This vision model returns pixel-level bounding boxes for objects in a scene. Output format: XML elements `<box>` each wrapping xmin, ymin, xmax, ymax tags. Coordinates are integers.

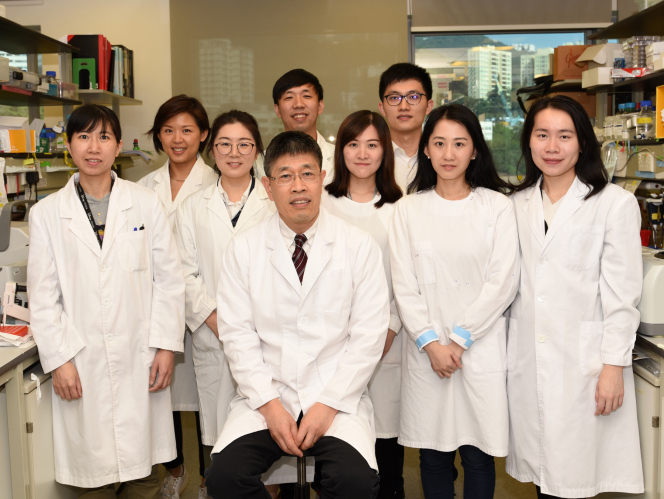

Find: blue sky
<box><xmin>490</xmin><ymin>33</ymin><xmax>586</xmax><ymax>49</ymax></box>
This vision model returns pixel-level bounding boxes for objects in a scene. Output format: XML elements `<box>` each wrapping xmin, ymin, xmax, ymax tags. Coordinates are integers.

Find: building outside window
<box><xmin>414</xmin><ymin>32</ymin><xmax>585</xmax><ymax>176</ymax></box>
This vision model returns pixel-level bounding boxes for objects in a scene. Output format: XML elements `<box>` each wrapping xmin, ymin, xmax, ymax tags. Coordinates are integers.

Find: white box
<box><xmin>0</xmin><ymin>57</ymin><xmax>8</xmax><ymax>83</ymax></box>
<box><xmin>582</xmin><ymin>67</ymin><xmax>613</xmax><ymax>88</ymax></box>
<box><xmin>654</xmin><ymin>58</ymin><xmax>664</xmax><ymax>72</ymax></box>
<box><xmin>646</xmin><ymin>42</ymin><xmax>664</xmax><ymax>55</ymax></box>
<box><xmin>576</xmin><ymin>43</ymin><xmax>623</xmax><ymax>70</ymax></box>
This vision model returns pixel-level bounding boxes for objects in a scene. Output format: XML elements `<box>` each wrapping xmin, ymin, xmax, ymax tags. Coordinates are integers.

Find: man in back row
<box><xmin>255</xmin><ymin>69</ymin><xmax>335</xmax><ymax>185</ymax></box>
<box><xmin>378</xmin><ymin>62</ymin><xmax>434</xmax><ymax>193</ymax></box>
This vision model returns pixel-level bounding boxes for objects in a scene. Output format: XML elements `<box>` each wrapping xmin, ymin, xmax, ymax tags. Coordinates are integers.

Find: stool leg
<box><xmin>295</xmin><ymin>455</ymin><xmax>309</xmax><ymax>499</ymax></box>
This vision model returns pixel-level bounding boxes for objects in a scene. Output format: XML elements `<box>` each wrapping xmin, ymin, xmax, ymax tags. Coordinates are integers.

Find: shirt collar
<box><xmin>279</xmin><ymin>215</ymin><xmax>319</xmax><ymax>249</ymax></box>
<box><xmin>218</xmin><ymin>177</ymin><xmax>252</xmax><ymax>206</ymax></box>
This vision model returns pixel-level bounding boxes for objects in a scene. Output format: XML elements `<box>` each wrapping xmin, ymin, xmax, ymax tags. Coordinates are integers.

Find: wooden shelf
<box><xmin>0</xmin><ymin>88</ymin><xmax>82</xmax><ymax>107</ymax></box>
<box><xmin>590</xmin><ymin>2</ymin><xmax>664</xmax><ymax>39</ymax></box>
<box><xmin>0</xmin><ymin>17</ymin><xmax>78</xmax><ymax>54</ymax></box>
<box><xmin>77</xmin><ymin>90</ymin><xmax>142</xmax><ymax>106</ymax></box>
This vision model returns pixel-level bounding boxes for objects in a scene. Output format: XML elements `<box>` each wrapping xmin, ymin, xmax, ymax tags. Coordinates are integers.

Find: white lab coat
<box><xmin>389</xmin><ymin>188</ymin><xmax>519</xmax><ymax>455</ymax></box>
<box><xmin>506</xmin><ymin>177</ymin><xmax>644</xmax><ymax>497</ymax></box>
<box><xmin>254</xmin><ymin>131</ymin><xmax>335</xmax><ymax>185</ymax></box>
<box><xmin>212</xmin><ymin>208</ymin><xmax>389</xmax><ymax>474</ymax></box>
<box><xmin>27</xmin><ymin>173</ymin><xmax>185</xmax><ymax>487</ymax></box>
<box><xmin>174</xmin><ymin>178</ymin><xmax>275</xmax><ymax>445</ymax></box>
<box><xmin>321</xmin><ymin>191</ymin><xmax>402</xmax><ymax>437</ymax></box>
<box><xmin>138</xmin><ymin>156</ymin><xmax>218</xmax><ymax>411</ymax></box>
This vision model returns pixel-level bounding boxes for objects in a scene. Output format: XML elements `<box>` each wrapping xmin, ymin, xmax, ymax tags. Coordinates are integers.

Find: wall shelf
<box><xmin>590</xmin><ymin>2</ymin><xmax>664</xmax><ymax>39</ymax></box>
<box><xmin>0</xmin><ymin>17</ymin><xmax>78</xmax><ymax>54</ymax></box>
<box><xmin>77</xmin><ymin>90</ymin><xmax>142</xmax><ymax>106</ymax></box>
<box><xmin>0</xmin><ymin>89</ymin><xmax>82</xmax><ymax>107</ymax></box>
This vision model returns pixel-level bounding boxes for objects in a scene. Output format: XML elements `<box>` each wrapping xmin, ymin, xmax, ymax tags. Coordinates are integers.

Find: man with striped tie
<box><xmin>205</xmin><ymin>131</ymin><xmax>389</xmax><ymax>499</ymax></box>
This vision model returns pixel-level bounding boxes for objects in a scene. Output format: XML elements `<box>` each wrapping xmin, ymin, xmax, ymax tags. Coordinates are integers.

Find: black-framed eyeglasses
<box><xmin>383</xmin><ymin>92</ymin><xmax>426</xmax><ymax>106</ymax></box>
<box><xmin>267</xmin><ymin>171</ymin><xmax>321</xmax><ymax>185</ymax></box>
<box><xmin>214</xmin><ymin>142</ymin><xmax>255</xmax><ymax>155</ymax></box>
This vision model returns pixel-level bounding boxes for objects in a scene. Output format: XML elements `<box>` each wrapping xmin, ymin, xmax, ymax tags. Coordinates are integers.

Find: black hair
<box><xmin>379</xmin><ymin>62</ymin><xmax>433</xmax><ymax>100</ymax></box>
<box><xmin>409</xmin><ymin>104</ymin><xmax>513</xmax><ymax>195</ymax></box>
<box><xmin>66</xmin><ymin>104</ymin><xmax>122</xmax><ymax>142</ymax></box>
<box><xmin>147</xmin><ymin>94</ymin><xmax>210</xmax><ymax>154</ymax></box>
<box><xmin>515</xmin><ymin>95</ymin><xmax>608</xmax><ymax>199</ymax></box>
<box><xmin>263</xmin><ymin>131</ymin><xmax>323</xmax><ymax>177</ymax></box>
<box><xmin>272</xmin><ymin>69</ymin><xmax>324</xmax><ymax>104</ymax></box>
<box><xmin>326</xmin><ymin>110</ymin><xmax>402</xmax><ymax>208</ymax></box>
<box><xmin>207</xmin><ymin>110</ymin><xmax>263</xmax><ymax>177</ymax></box>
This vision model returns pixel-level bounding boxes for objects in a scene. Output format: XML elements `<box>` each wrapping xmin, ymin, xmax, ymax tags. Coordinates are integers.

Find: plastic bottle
<box><xmin>617</xmin><ymin>103</ymin><xmax>626</xmax><ymax>115</ymax></box>
<box><xmin>46</xmin><ymin>131</ymin><xmax>57</xmax><ymax>153</ymax></box>
<box><xmin>636</xmin><ymin>100</ymin><xmax>655</xmax><ymax>139</ymax></box>
<box><xmin>624</xmin><ymin>103</ymin><xmax>638</xmax><ymax>138</ymax></box>
<box><xmin>54</xmin><ymin>121</ymin><xmax>67</xmax><ymax>152</ymax></box>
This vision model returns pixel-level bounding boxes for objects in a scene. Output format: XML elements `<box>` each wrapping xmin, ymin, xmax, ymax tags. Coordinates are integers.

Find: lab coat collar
<box><xmin>59</xmin><ymin>171</ymin><xmax>131</xmax><ymax>260</ymax></box>
<box><xmin>153</xmin><ymin>155</ymin><xmax>207</xmax><ymax>214</ymax></box>
<box><xmin>205</xmin><ymin>176</ymin><xmax>268</xmax><ymax>232</ymax></box>
<box><xmin>522</xmin><ymin>175</ymin><xmax>588</xmax><ymax>252</ymax></box>
<box><xmin>299</xmin><ymin>207</ymin><xmax>333</xmax><ymax>305</ymax></box>
<box><xmin>265</xmin><ymin>206</ymin><xmax>334</xmax><ymax>302</ymax></box>
<box><xmin>540</xmin><ymin>176</ymin><xmax>588</xmax><ymax>253</ymax></box>
<box><xmin>316</xmin><ymin>131</ymin><xmax>334</xmax><ymax>161</ymax></box>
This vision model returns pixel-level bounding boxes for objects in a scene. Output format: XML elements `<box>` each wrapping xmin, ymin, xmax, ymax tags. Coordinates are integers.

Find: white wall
<box><xmin>5</xmin><ymin>0</ymin><xmax>171</xmax><ymax>181</ymax></box>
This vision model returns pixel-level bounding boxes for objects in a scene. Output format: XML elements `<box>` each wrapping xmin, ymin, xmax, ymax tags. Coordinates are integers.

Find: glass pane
<box><xmin>414</xmin><ymin>33</ymin><xmax>585</xmax><ymax>176</ymax></box>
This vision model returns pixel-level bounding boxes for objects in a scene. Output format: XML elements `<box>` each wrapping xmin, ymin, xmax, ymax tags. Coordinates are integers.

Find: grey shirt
<box><xmin>85</xmin><ymin>191</ymin><xmax>111</xmax><ymax>240</ymax></box>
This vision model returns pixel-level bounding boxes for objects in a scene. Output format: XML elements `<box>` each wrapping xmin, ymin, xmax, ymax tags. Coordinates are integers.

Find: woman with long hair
<box><xmin>506</xmin><ymin>95</ymin><xmax>644</xmax><ymax>498</ymax></box>
<box><xmin>322</xmin><ymin>110</ymin><xmax>404</xmax><ymax>499</ymax></box>
<box><xmin>390</xmin><ymin>103</ymin><xmax>519</xmax><ymax>499</ymax></box>
<box><xmin>174</xmin><ymin>110</ymin><xmax>275</xmax><ymax>499</ymax></box>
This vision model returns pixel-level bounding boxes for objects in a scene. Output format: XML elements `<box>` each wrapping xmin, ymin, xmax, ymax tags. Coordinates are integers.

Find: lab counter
<box><xmin>0</xmin><ymin>342</ymin><xmax>74</xmax><ymax>499</ymax></box>
<box><xmin>620</xmin><ymin>333</ymin><xmax>664</xmax><ymax>499</ymax></box>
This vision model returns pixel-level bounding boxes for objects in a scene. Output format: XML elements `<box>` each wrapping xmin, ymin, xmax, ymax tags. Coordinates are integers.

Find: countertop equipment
<box><xmin>639</xmin><ymin>246</ymin><xmax>664</xmax><ymax>336</ymax></box>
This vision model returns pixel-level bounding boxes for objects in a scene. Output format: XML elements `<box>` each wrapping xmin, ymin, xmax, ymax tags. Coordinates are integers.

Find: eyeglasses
<box><xmin>214</xmin><ymin>141</ymin><xmax>255</xmax><ymax>155</ymax></box>
<box><xmin>383</xmin><ymin>92</ymin><xmax>426</xmax><ymax>107</ymax></box>
<box><xmin>267</xmin><ymin>171</ymin><xmax>321</xmax><ymax>186</ymax></box>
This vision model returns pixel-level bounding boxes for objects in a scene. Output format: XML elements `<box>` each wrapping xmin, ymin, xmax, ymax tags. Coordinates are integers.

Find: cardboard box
<box><xmin>0</xmin><ymin>57</ymin><xmax>8</xmax><ymax>83</ymax></box>
<box><xmin>647</xmin><ymin>42</ymin><xmax>664</xmax><ymax>55</ymax></box>
<box><xmin>553</xmin><ymin>45</ymin><xmax>592</xmax><ymax>81</ymax></box>
<box><xmin>582</xmin><ymin>67</ymin><xmax>613</xmax><ymax>88</ymax></box>
<box><xmin>525</xmin><ymin>91</ymin><xmax>597</xmax><ymax>118</ymax></box>
<box><xmin>576</xmin><ymin>43</ymin><xmax>623</xmax><ymax>70</ymax></box>
<box><xmin>654</xmin><ymin>58</ymin><xmax>664</xmax><ymax>72</ymax></box>
<box><xmin>656</xmin><ymin>86</ymin><xmax>664</xmax><ymax>138</ymax></box>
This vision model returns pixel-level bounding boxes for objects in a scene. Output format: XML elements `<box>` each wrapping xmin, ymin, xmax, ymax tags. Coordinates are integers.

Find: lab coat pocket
<box><xmin>411</xmin><ymin>241</ymin><xmax>436</xmax><ymax>285</ymax></box>
<box><xmin>118</xmin><ymin>231</ymin><xmax>149</xmax><ymax>272</ymax></box>
<box><xmin>469</xmin><ymin>317</ymin><xmax>507</xmax><ymax>374</ymax></box>
<box><xmin>559</xmin><ymin>225</ymin><xmax>603</xmax><ymax>271</ymax></box>
<box><xmin>507</xmin><ymin>318</ymin><xmax>518</xmax><ymax>372</ymax></box>
<box><xmin>579</xmin><ymin>321</ymin><xmax>604</xmax><ymax>379</ymax></box>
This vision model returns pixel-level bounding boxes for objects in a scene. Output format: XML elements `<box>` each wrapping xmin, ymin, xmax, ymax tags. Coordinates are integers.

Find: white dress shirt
<box><xmin>393</xmin><ymin>141</ymin><xmax>418</xmax><ymax>194</ymax></box>
<box><xmin>279</xmin><ymin>215</ymin><xmax>318</xmax><ymax>258</ymax></box>
<box><xmin>542</xmin><ymin>190</ymin><xmax>564</xmax><ymax>228</ymax></box>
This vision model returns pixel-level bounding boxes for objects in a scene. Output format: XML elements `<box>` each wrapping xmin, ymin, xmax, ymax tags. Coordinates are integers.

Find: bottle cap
<box><xmin>642</xmin><ymin>100</ymin><xmax>653</xmax><ymax>106</ymax></box>
<box><xmin>46</xmin><ymin>71</ymin><xmax>56</xmax><ymax>77</ymax></box>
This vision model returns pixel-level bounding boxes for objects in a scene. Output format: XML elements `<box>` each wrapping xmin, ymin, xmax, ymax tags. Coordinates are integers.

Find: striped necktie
<box><xmin>292</xmin><ymin>234</ymin><xmax>308</xmax><ymax>283</ymax></box>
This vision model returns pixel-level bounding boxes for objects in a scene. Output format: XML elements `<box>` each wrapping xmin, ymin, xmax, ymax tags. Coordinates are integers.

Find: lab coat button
<box><xmin>537</xmin><ymin>335</ymin><xmax>545</xmax><ymax>343</ymax></box>
<box><xmin>537</xmin><ymin>296</ymin><xmax>545</xmax><ymax>302</ymax></box>
<box><xmin>103</xmin><ymin>299</ymin><xmax>110</xmax><ymax>306</ymax></box>
<box><xmin>301</xmin><ymin>393</ymin><xmax>308</xmax><ymax>399</ymax></box>
<box><xmin>539</xmin><ymin>258</ymin><xmax>546</xmax><ymax>264</ymax></box>
<box><xmin>488</xmin><ymin>222</ymin><xmax>492</xmax><ymax>227</ymax></box>
<box><xmin>298</xmin><ymin>316</ymin><xmax>308</xmax><ymax>324</ymax></box>
<box><xmin>106</xmin><ymin>334</ymin><xmax>113</xmax><ymax>341</ymax></box>
<box><xmin>101</xmin><ymin>265</ymin><xmax>107</xmax><ymax>272</ymax></box>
